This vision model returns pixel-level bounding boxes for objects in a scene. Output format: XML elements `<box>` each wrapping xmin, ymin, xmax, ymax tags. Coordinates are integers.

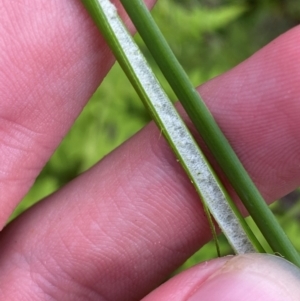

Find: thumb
<box><xmin>143</xmin><ymin>254</ymin><xmax>300</xmax><ymax>301</ymax></box>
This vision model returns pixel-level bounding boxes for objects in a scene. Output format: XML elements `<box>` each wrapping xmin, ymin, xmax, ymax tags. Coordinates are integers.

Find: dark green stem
<box><xmin>119</xmin><ymin>0</ymin><xmax>300</xmax><ymax>266</ymax></box>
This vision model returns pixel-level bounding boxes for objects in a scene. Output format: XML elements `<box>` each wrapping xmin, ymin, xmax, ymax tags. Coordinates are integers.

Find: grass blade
<box><xmin>81</xmin><ymin>0</ymin><xmax>264</xmax><ymax>254</ymax></box>
<box><xmin>118</xmin><ymin>0</ymin><xmax>300</xmax><ymax>267</ymax></box>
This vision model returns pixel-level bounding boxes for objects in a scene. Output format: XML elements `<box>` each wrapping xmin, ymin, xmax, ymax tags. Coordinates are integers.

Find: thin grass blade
<box><xmin>118</xmin><ymin>0</ymin><xmax>300</xmax><ymax>267</ymax></box>
<box><xmin>81</xmin><ymin>0</ymin><xmax>264</xmax><ymax>254</ymax></box>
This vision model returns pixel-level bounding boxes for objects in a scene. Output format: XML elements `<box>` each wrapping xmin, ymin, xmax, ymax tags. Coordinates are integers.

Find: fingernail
<box><xmin>187</xmin><ymin>254</ymin><xmax>300</xmax><ymax>301</ymax></box>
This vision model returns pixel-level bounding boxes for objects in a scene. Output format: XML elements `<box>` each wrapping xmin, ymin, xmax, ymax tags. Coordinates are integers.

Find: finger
<box><xmin>0</xmin><ymin>26</ymin><xmax>300</xmax><ymax>301</ymax></box>
<box><xmin>0</xmin><ymin>0</ymin><xmax>156</xmax><ymax>227</ymax></box>
<box><xmin>196</xmin><ymin>25</ymin><xmax>300</xmax><ymax>203</ymax></box>
<box><xmin>143</xmin><ymin>254</ymin><xmax>300</xmax><ymax>301</ymax></box>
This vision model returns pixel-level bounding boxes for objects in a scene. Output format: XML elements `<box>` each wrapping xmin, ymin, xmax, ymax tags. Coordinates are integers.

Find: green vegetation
<box><xmin>10</xmin><ymin>0</ymin><xmax>300</xmax><ymax>268</ymax></box>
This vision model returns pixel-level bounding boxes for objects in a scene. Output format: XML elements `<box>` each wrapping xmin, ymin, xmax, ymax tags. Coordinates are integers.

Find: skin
<box><xmin>0</xmin><ymin>0</ymin><xmax>300</xmax><ymax>300</ymax></box>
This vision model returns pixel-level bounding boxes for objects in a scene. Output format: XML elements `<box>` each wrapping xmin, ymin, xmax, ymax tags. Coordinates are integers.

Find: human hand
<box><xmin>1</xmin><ymin>0</ymin><xmax>300</xmax><ymax>300</ymax></box>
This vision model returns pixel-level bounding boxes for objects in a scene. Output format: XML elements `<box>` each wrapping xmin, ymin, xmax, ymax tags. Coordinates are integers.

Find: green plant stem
<box><xmin>81</xmin><ymin>0</ymin><xmax>264</xmax><ymax>254</ymax></box>
<box><xmin>119</xmin><ymin>0</ymin><xmax>300</xmax><ymax>266</ymax></box>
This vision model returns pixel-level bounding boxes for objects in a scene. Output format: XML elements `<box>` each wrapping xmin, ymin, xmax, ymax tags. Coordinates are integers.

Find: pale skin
<box><xmin>0</xmin><ymin>0</ymin><xmax>300</xmax><ymax>300</ymax></box>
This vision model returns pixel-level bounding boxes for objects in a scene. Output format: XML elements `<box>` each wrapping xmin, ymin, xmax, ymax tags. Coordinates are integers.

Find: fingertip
<box><xmin>143</xmin><ymin>254</ymin><xmax>300</xmax><ymax>301</ymax></box>
<box><xmin>142</xmin><ymin>256</ymin><xmax>229</xmax><ymax>301</ymax></box>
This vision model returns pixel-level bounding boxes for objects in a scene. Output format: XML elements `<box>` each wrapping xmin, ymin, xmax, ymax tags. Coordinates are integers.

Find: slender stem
<box><xmin>118</xmin><ymin>0</ymin><xmax>300</xmax><ymax>267</ymax></box>
<box><xmin>203</xmin><ymin>203</ymin><xmax>221</xmax><ymax>257</ymax></box>
<box><xmin>81</xmin><ymin>0</ymin><xmax>264</xmax><ymax>254</ymax></box>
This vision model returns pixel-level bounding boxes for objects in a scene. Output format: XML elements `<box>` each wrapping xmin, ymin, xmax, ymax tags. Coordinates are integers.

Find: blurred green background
<box><xmin>10</xmin><ymin>0</ymin><xmax>300</xmax><ymax>270</ymax></box>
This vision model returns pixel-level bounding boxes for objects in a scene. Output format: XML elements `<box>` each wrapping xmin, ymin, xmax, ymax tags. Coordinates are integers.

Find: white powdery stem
<box><xmin>98</xmin><ymin>0</ymin><xmax>255</xmax><ymax>254</ymax></box>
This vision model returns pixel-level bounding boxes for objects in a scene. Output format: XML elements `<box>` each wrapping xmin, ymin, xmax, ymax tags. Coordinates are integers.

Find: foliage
<box><xmin>10</xmin><ymin>0</ymin><xmax>300</xmax><ymax>268</ymax></box>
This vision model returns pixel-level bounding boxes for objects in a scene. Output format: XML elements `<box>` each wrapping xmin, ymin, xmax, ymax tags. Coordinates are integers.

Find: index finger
<box><xmin>0</xmin><ymin>0</ymin><xmax>156</xmax><ymax>227</ymax></box>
